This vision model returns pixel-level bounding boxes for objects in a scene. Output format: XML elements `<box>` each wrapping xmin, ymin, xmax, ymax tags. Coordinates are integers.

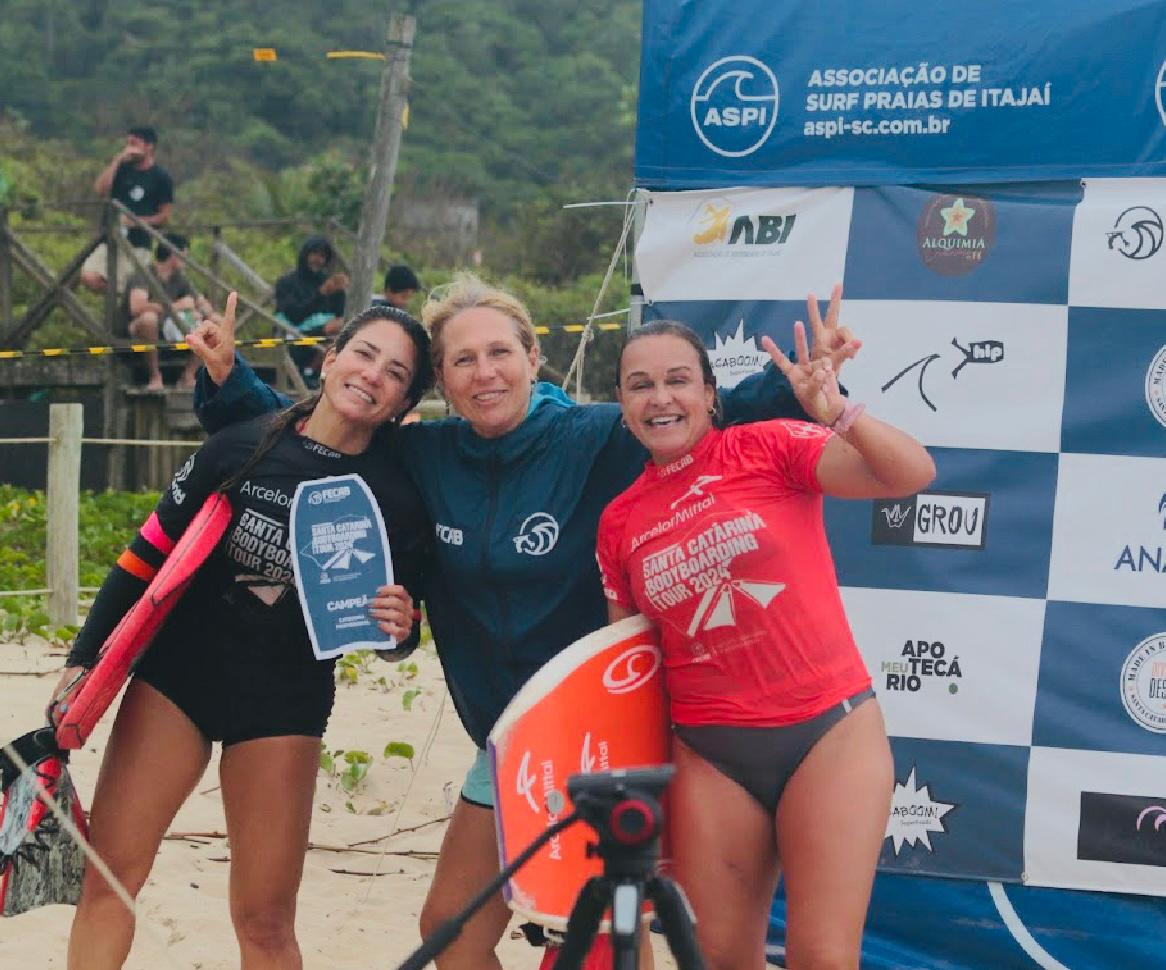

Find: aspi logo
<box><xmin>603</xmin><ymin>644</ymin><xmax>662</xmax><ymax>694</ymax></box>
<box><xmin>670</xmin><ymin>475</ymin><xmax>722</xmax><ymax>510</ymax></box>
<box><xmin>516</xmin><ymin>750</ymin><xmax>539</xmax><ymax>813</ymax></box>
<box><xmin>691</xmin><ymin>199</ymin><xmax>797</xmax><ymax>249</ymax></box>
<box><xmin>1106</xmin><ymin>206</ymin><xmax>1164</xmax><ymax>260</ymax></box>
<box><xmin>1156</xmin><ymin>60</ymin><xmax>1166</xmax><ymax>126</ymax></box>
<box><xmin>882</xmin><ymin>337</ymin><xmax>1005</xmax><ymax>412</ymax></box>
<box><xmin>690</xmin><ymin>56</ymin><xmax>780</xmax><ymax>158</ymax></box>
<box><xmin>512</xmin><ymin>513</ymin><xmax>559</xmax><ymax>556</ymax></box>
<box><xmin>884</xmin><ymin>765</ymin><xmax>957</xmax><ymax>855</ymax></box>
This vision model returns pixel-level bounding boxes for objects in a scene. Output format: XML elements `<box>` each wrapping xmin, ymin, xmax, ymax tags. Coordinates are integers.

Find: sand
<box><xmin>1</xmin><ymin>635</ymin><xmax>679</xmax><ymax>969</ymax></box>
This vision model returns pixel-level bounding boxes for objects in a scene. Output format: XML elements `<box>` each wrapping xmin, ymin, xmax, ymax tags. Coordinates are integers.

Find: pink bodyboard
<box><xmin>54</xmin><ymin>492</ymin><xmax>233</xmax><ymax>750</ymax></box>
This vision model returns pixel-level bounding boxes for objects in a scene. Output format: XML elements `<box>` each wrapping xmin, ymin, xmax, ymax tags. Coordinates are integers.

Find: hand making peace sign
<box><xmin>186</xmin><ymin>291</ymin><xmax>239</xmax><ymax>387</ymax></box>
<box><xmin>759</xmin><ymin>283</ymin><xmax>861</xmax><ymax>425</ymax></box>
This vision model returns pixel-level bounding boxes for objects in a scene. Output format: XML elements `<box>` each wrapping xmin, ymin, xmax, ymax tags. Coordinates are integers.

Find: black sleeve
<box><xmin>155</xmin><ymin>168</ymin><xmax>174</xmax><ymax>206</ymax></box>
<box><xmin>274</xmin><ymin>272</ymin><xmax>327</xmax><ymax>325</ymax></box>
<box><xmin>65</xmin><ymin>432</ymin><xmax>239</xmax><ymax>667</ymax></box>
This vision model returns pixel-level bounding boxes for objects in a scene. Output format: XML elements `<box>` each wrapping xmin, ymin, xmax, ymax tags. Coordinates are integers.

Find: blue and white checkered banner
<box><xmin>635</xmin><ymin>0</ymin><xmax>1166</xmax><ymax>187</ymax></box>
<box><xmin>635</xmin><ymin>180</ymin><xmax>1166</xmax><ymax>965</ymax></box>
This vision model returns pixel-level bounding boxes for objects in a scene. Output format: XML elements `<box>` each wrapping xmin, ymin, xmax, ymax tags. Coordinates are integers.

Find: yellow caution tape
<box><xmin>0</xmin><ymin>322</ymin><xmax>624</xmax><ymax>362</ymax></box>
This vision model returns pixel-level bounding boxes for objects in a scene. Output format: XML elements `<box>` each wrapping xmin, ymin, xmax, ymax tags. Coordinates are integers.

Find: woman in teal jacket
<box><xmin>190</xmin><ymin>274</ymin><xmax>857</xmax><ymax>970</ymax></box>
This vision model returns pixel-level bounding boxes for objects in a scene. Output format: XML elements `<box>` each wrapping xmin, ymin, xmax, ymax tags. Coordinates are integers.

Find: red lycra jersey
<box><xmin>596</xmin><ymin>420</ymin><xmax>871</xmax><ymax>727</ymax></box>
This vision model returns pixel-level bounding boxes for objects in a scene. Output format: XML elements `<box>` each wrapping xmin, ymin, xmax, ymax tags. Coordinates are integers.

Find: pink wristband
<box><xmin>828</xmin><ymin>401</ymin><xmax>865</xmax><ymax>434</ymax></box>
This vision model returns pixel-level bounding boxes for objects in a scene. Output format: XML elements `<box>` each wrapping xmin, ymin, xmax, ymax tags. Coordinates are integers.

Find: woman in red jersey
<box><xmin>596</xmin><ymin>315</ymin><xmax>935</xmax><ymax>970</ymax></box>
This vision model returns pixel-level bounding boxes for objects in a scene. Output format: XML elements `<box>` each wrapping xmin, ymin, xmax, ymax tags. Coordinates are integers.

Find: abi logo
<box><xmin>690</xmin><ymin>56</ymin><xmax>780</xmax><ymax>158</ymax></box>
<box><xmin>691</xmin><ymin>200</ymin><xmax>797</xmax><ymax>247</ymax></box>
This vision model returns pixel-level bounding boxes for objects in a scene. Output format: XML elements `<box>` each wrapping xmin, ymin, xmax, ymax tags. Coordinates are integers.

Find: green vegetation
<box><xmin>0</xmin><ymin>484</ymin><xmax>158</xmax><ymax>641</ymax></box>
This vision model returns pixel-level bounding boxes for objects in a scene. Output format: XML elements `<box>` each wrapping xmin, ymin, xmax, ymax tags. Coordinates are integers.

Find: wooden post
<box><xmin>46</xmin><ymin>403</ymin><xmax>82</xmax><ymax>627</ymax></box>
<box><xmin>0</xmin><ymin>207</ymin><xmax>12</xmax><ymax>336</ymax></box>
<box><xmin>101</xmin><ymin>201</ymin><xmax>119</xmax><ymax>338</ymax></box>
<box><xmin>350</xmin><ymin>13</ymin><xmax>416</xmax><ymax>311</ymax></box>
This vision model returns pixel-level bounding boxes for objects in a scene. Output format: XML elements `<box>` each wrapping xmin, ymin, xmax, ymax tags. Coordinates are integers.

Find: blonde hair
<box><xmin>421</xmin><ymin>273</ymin><xmax>538</xmax><ymax>371</ymax></box>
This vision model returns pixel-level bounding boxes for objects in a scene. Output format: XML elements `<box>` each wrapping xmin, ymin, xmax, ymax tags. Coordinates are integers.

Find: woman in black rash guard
<box><xmin>46</xmin><ymin>297</ymin><xmax>433</xmax><ymax>970</ymax></box>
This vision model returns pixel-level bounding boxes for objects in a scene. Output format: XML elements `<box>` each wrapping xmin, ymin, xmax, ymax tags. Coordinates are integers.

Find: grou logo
<box><xmin>872</xmin><ymin>491</ymin><xmax>989</xmax><ymax>550</ymax></box>
<box><xmin>690</xmin><ymin>55</ymin><xmax>780</xmax><ymax>158</ymax></box>
<box><xmin>1106</xmin><ymin>206</ymin><xmax>1164</xmax><ymax>260</ymax></box>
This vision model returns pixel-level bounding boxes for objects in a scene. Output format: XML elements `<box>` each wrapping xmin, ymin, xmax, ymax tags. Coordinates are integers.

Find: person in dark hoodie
<box><xmin>274</xmin><ymin>236</ymin><xmax>349</xmax><ymax>382</ymax></box>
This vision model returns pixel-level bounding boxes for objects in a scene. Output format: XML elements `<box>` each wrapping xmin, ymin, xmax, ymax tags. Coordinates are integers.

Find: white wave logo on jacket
<box><xmin>512</xmin><ymin>513</ymin><xmax>560</xmax><ymax>556</ymax></box>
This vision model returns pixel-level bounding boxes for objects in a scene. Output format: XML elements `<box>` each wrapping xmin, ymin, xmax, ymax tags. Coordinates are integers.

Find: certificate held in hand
<box><xmin>289</xmin><ymin>473</ymin><xmax>395</xmax><ymax>660</ymax></box>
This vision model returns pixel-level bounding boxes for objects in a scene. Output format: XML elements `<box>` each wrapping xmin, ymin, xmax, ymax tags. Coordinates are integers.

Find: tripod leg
<box><xmin>609</xmin><ymin>881</ymin><xmax>644</xmax><ymax>970</ymax></box>
<box><xmin>554</xmin><ymin>876</ymin><xmax>610</xmax><ymax>970</ymax></box>
<box><xmin>646</xmin><ymin>876</ymin><xmax>707</xmax><ymax>970</ymax></box>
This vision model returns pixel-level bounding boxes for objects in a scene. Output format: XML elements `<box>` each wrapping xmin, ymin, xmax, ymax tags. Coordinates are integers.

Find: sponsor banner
<box><xmin>642</xmin><ymin>299</ymin><xmax>807</xmax><ymax>390</ymax></box>
<box><xmin>771</xmin><ymin>872</ymin><xmax>1166</xmax><ymax>968</ymax></box>
<box><xmin>1047</xmin><ymin>454</ymin><xmax>1166</xmax><ymax>609</ymax></box>
<box><xmin>839</xmin><ymin>299</ymin><xmax>1068</xmax><ymax>453</ymax></box>
<box><xmin>1033</xmin><ymin>602</ymin><xmax>1166</xmax><ymax>756</ymax></box>
<box><xmin>842</xmin><ymin>587</ymin><xmax>1043</xmax><ymax>746</ymax></box>
<box><xmin>1062</xmin><ymin>307</ymin><xmax>1166</xmax><ymax>457</ymax></box>
<box><xmin>635</xmin><ymin>187</ymin><xmax>852</xmax><ymax>301</ymax></box>
<box><xmin>1068</xmin><ymin>178</ymin><xmax>1166</xmax><ymax>310</ymax></box>
<box><xmin>289</xmin><ymin>474</ymin><xmax>395</xmax><ymax>660</ymax></box>
<box><xmin>635</xmin><ymin>0</ymin><xmax>1166</xmax><ymax>187</ymax></box>
<box><xmin>825</xmin><ymin>447</ymin><xmax>1058</xmax><ymax>599</ymax></box>
<box><xmin>880</xmin><ymin>738</ymin><xmax>1027</xmax><ymax>880</ymax></box>
<box><xmin>843</xmin><ymin>183</ymin><xmax>1078</xmax><ymax>304</ymax></box>
<box><xmin>1025</xmin><ymin>746</ymin><xmax>1166</xmax><ymax>896</ymax></box>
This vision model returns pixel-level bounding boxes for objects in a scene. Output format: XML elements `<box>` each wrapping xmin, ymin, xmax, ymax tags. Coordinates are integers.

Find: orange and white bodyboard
<box><xmin>487</xmin><ymin>615</ymin><xmax>669</xmax><ymax>930</ymax></box>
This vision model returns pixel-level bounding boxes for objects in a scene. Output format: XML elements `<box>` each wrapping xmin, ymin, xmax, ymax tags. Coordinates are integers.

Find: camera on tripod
<box><xmin>567</xmin><ymin>765</ymin><xmax>673</xmax><ymax>863</ymax></box>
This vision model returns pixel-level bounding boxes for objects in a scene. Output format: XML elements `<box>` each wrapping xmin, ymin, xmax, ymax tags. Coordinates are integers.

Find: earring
<box><xmin>707</xmin><ymin>406</ymin><xmax>716</xmax><ymax>415</ymax></box>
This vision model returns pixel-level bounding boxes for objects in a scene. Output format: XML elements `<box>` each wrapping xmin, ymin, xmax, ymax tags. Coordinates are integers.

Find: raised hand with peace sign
<box><xmin>185</xmin><ymin>291</ymin><xmax>238</xmax><ymax>387</ymax></box>
<box><xmin>759</xmin><ymin>282</ymin><xmax>861</xmax><ymax>425</ymax></box>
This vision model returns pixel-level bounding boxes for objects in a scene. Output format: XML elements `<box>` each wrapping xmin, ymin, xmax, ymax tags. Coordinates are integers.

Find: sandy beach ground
<box><xmin>2</xmin><ymin>635</ymin><xmax>679</xmax><ymax>969</ymax></box>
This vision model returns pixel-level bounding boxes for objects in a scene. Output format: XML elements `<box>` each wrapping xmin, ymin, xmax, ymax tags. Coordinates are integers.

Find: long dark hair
<box><xmin>220</xmin><ymin>305</ymin><xmax>434</xmax><ymax>492</ymax></box>
<box><xmin>617</xmin><ymin>320</ymin><xmax>724</xmax><ymax>426</ymax></box>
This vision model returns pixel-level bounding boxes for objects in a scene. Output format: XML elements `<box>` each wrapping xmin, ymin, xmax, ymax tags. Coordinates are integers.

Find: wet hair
<box><xmin>219</xmin><ymin>305</ymin><xmax>434</xmax><ymax>493</ymax></box>
<box><xmin>617</xmin><ymin>320</ymin><xmax>723</xmax><ymax>426</ymax></box>
<box><xmin>127</xmin><ymin>126</ymin><xmax>158</xmax><ymax>146</ymax></box>
<box><xmin>421</xmin><ymin>272</ymin><xmax>537</xmax><ymax>373</ymax></box>
<box><xmin>155</xmin><ymin>232</ymin><xmax>188</xmax><ymax>262</ymax></box>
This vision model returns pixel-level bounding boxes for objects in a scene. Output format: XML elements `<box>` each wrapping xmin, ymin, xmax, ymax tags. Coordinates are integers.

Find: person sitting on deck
<box><xmin>274</xmin><ymin>236</ymin><xmax>349</xmax><ymax>385</ymax></box>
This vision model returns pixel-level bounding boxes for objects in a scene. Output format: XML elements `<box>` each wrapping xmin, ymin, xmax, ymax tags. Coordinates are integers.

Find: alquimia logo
<box><xmin>1077</xmin><ymin>791</ymin><xmax>1166</xmax><ymax>867</ymax></box>
<box><xmin>690</xmin><ymin>56</ymin><xmax>780</xmax><ymax>158</ymax></box>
